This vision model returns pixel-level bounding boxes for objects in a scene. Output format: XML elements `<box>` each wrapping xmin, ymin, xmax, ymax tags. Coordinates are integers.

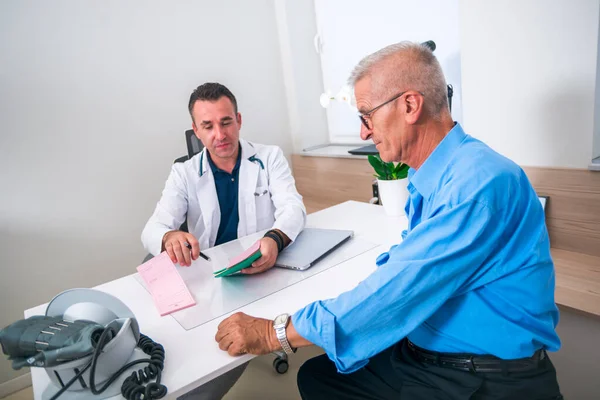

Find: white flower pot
<box><xmin>377</xmin><ymin>179</ymin><xmax>409</xmax><ymax>216</ymax></box>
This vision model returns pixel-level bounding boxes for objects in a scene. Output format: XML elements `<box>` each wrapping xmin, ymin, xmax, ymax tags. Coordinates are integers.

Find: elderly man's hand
<box><xmin>215</xmin><ymin>312</ymin><xmax>279</xmax><ymax>356</ymax></box>
<box><xmin>241</xmin><ymin>237</ymin><xmax>279</xmax><ymax>274</ymax></box>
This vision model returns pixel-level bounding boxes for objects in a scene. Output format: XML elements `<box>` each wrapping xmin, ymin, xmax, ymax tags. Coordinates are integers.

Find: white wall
<box><xmin>314</xmin><ymin>0</ymin><xmax>462</xmax><ymax>143</ymax></box>
<box><xmin>275</xmin><ymin>0</ymin><xmax>329</xmax><ymax>151</ymax></box>
<box><xmin>0</xmin><ymin>0</ymin><xmax>291</xmax><ymax>388</ymax></box>
<box><xmin>460</xmin><ymin>0</ymin><xmax>599</xmax><ymax>168</ymax></box>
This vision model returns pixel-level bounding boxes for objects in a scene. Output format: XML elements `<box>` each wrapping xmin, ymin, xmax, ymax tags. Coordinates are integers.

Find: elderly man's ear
<box><xmin>404</xmin><ymin>92</ymin><xmax>424</xmax><ymax>124</ymax></box>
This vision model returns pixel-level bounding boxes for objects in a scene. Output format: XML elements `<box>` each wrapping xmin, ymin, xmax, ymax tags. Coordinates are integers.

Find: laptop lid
<box><xmin>275</xmin><ymin>228</ymin><xmax>354</xmax><ymax>271</ymax></box>
<box><xmin>348</xmin><ymin>144</ymin><xmax>378</xmax><ymax>155</ymax></box>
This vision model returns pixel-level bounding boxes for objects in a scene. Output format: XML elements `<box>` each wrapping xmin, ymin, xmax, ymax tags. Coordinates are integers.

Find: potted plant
<box><xmin>368</xmin><ymin>154</ymin><xmax>410</xmax><ymax>216</ymax></box>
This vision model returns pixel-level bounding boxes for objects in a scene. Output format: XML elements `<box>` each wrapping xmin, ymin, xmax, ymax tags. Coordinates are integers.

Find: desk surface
<box><xmin>26</xmin><ymin>200</ymin><xmax>600</xmax><ymax>399</ymax></box>
<box><xmin>26</xmin><ymin>201</ymin><xmax>404</xmax><ymax>399</ymax></box>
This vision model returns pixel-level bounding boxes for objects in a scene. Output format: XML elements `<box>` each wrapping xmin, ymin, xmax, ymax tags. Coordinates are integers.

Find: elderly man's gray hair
<box><xmin>348</xmin><ymin>41</ymin><xmax>449</xmax><ymax>119</ymax></box>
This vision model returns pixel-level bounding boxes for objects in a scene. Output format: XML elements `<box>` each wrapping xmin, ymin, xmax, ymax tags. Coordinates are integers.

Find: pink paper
<box><xmin>137</xmin><ymin>252</ymin><xmax>196</xmax><ymax>316</ymax></box>
<box><xmin>228</xmin><ymin>241</ymin><xmax>261</xmax><ymax>267</ymax></box>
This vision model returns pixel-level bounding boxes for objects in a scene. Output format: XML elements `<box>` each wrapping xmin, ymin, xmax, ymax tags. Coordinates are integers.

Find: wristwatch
<box><xmin>273</xmin><ymin>313</ymin><xmax>295</xmax><ymax>355</ymax></box>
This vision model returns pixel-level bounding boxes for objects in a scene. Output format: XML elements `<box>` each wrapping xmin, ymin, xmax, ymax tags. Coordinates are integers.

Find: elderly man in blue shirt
<box><xmin>215</xmin><ymin>41</ymin><xmax>563</xmax><ymax>399</ymax></box>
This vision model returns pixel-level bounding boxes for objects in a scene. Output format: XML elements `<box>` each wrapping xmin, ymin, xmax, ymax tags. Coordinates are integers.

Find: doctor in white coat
<box><xmin>142</xmin><ymin>82</ymin><xmax>306</xmax><ymax>272</ymax></box>
<box><xmin>141</xmin><ymin>83</ymin><xmax>306</xmax><ymax>400</ymax></box>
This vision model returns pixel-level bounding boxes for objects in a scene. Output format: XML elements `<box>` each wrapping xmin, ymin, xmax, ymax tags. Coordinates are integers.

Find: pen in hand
<box><xmin>184</xmin><ymin>242</ymin><xmax>211</xmax><ymax>262</ymax></box>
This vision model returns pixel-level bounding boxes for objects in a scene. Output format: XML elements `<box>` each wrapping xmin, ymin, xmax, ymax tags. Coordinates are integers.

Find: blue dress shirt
<box><xmin>207</xmin><ymin>148</ymin><xmax>241</xmax><ymax>246</ymax></box>
<box><xmin>292</xmin><ymin>123</ymin><xmax>560</xmax><ymax>373</ymax></box>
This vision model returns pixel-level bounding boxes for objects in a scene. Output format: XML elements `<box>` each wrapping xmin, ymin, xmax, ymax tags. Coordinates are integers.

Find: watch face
<box><xmin>274</xmin><ymin>314</ymin><xmax>289</xmax><ymax>326</ymax></box>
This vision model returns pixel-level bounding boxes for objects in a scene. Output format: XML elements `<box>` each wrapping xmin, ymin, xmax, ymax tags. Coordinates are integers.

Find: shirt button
<box><xmin>231</xmin><ymin>178</ymin><xmax>235</xmax><ymax>182</ymax></box>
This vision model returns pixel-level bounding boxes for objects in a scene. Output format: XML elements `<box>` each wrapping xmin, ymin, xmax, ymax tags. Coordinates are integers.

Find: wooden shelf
<box><xmin>552</xmin><ymin>248</ymin><xmax>600</xmax><ymax>317</ymax></box>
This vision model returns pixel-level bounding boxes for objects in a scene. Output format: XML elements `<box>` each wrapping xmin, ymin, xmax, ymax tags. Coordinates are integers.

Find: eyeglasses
<box><xmin>358</xmin><ymin>90</ymin><xmax>423</xmax><ymax>130</ymax></box>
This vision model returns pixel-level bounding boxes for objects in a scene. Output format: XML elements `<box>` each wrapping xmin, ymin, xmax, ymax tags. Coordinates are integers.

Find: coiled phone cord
<box><xmin>49</xmin><ymin>328</ymin><xmax>167</xmax><ymax>400</ymax></box>
<box><xmin>119</xmin><ymin>334</ymin><xmax>167</xmax><ymax>399</ymax></box>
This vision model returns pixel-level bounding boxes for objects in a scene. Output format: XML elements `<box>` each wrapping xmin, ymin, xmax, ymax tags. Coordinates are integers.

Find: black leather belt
<box><xmin>406</xmin><ymin>340</ymin><xmax>546</xmax><ymax>373</ymax></box>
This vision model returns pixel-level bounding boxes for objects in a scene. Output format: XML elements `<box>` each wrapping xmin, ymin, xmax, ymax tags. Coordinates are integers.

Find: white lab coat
<box><xmin>141</xmin><ymin>139</ymin><xmax>306</xmax><ymax>256</ymax></box>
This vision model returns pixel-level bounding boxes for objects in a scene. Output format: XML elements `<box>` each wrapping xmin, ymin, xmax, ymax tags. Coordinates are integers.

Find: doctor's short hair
<box><xmin>188</xmin><ymin>82</ymin><xmax>238</xmax><ymax>118</ymax></box>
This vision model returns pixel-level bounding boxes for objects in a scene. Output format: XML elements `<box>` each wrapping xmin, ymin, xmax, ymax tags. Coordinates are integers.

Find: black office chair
<box><xmin>174</xmin><ymin>129</ymin><xmax>204</xmax><ymax>163</ymax></box>
<box><xmin>175</xmin><ymin>130</ymin><xmax>204</xmax><ymax>233</ymax></box>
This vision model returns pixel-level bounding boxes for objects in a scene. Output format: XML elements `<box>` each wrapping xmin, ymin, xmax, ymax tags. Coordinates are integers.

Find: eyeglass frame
<box><xmin>358</xmin><ymin>90</ymin><xmax>424</xmax><ymax>130</ymax></box>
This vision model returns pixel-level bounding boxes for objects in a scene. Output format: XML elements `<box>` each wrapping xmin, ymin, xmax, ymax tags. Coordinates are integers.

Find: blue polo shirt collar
<box><xmin>207</xmin><ymin>144</ymin><xmax>242</xmax><ymax>175</ymax></box>
<box><xmin>409</xmin><ymin>123</ymin><xmax>467</xmax><ymax>198</ymax></box>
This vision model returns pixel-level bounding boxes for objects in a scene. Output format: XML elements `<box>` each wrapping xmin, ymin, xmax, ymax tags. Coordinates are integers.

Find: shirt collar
<box><xmin>409</xmin><ymin>122</ymin><xmax>466</xmax><ymax>198</ymax></box>
<box><xmin>207</xmin><ymin>143</ymin><xmax>242</xmax><ymax>175</ymax></box>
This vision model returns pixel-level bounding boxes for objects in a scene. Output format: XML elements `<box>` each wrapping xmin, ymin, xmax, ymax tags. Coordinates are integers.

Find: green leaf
<box><xmin>367</xmin><ymin>154</ymin><xmax>383</xmax><ymax>169</ymax></box>
<box><xmin>368</xmin><ymin>155</ymin><xmax>388</xmax><ymax>179</ymax></box>
<box><xmin>394</xmin><ymin>163</ymin><xmax>410</xmax><ymax>179</ymax></box>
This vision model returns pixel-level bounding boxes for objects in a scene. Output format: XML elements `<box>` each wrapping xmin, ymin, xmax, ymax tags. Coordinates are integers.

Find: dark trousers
<box><xmin>297</xmin><ymin>340</ymin><xmax>563</xmax><ymax>400</ymax></box>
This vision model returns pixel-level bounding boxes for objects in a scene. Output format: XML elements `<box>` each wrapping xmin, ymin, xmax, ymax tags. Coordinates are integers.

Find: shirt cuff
<box><xmin>292</xmin><ymin>301</ymin><xmax>368</xmax><ymax>374</ymax></box>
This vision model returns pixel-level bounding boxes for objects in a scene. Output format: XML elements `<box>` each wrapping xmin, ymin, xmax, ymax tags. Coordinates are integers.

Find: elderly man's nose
<box><xmin>360</xmin><ymin>124</ymin><xmax>372</xmax><ymax>141</ymax></box>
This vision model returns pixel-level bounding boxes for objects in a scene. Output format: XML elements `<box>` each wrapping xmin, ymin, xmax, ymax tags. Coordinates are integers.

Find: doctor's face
<box><xmin>191</xmin><ymin>97</ymin><xmax>241</xmax><ymax>160</ymax></box>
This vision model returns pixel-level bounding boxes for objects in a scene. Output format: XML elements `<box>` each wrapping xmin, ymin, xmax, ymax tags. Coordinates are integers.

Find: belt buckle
<box><xmin>465</xmin><ymin>356</ymin><xmax>476</xmax><ymax>373</ymax></box>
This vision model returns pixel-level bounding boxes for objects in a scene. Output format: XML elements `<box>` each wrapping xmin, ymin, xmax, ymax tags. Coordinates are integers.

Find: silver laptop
<box><xmin>275</xmin><ymin>228</ymin><xmax>354</xmax><ymax>271</ymax></box>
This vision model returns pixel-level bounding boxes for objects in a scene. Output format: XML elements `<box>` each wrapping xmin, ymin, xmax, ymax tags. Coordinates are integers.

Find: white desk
<box><xmin>25</xmin><ymin>201</ymin><xmax>405</xmax><ymax>399</ymax></box>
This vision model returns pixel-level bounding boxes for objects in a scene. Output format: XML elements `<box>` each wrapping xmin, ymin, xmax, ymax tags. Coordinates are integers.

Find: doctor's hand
<box><xmin>162</xmin><ymin>231</ymin><xmax>200</xmax><ymax>267</ymax></box>
<box><xmin>241</xmin><ymin>237</ymin><xmax>279</xmax><ymax>275</ymax></box>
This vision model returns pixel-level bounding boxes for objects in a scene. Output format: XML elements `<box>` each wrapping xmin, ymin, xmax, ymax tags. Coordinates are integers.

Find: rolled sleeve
<box><xmin>292</xmin><ymin>302</ymin><xmax>368</xmax><ymax>374</ymax></box>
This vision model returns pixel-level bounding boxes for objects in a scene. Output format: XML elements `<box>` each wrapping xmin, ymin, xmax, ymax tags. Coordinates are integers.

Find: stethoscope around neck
<box><xmin>198</xmin><ymin>151</ymin><xmax>265</xmax><ymax>177</ymax></box>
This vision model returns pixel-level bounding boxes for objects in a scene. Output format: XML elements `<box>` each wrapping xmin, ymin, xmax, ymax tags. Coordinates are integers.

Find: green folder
<box><xmin>213</xmin><ymin>250</ymin><xmax>262</xmax><ymax>278</ymax></box>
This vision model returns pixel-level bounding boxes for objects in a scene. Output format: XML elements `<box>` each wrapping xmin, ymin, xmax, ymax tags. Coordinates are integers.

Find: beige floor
<box><xmin>2</xmin><ymin>386</ymin><xmax>32</xmax><ymax>400</ymax></box>
<box><xmin>3</xmin><ymin>347</ymin><xmax>324</xmax><ymax>400</ymax></box>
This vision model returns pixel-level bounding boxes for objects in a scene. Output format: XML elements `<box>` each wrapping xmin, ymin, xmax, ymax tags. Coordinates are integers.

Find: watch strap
<box><xmin>274</xmin><ymin>314</ymin><xmax>295</xmax><ymax>355</ymax></box>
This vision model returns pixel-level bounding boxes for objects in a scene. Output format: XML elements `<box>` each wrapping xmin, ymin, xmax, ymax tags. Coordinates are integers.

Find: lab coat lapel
<box><xmin>196</xmin><ymin>149</ymin><xmax>220</xmax><ymax>247</ymax></box>
<box><xmin>238</xmin><ymin>140</ymin><xmax>259</xmax><ymax>237</ymax></box>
